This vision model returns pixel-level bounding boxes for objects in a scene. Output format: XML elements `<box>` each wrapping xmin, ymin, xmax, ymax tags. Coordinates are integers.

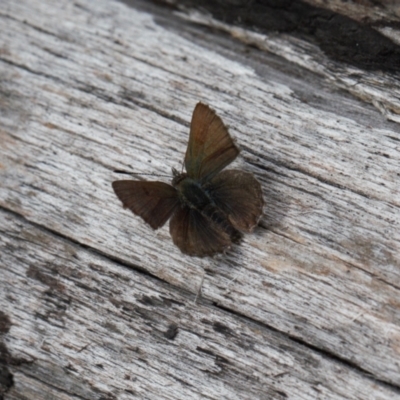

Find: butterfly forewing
<box><xmin>170</xmin><ymin>206</ymin><xmax>232</xmax><ymax>257</ymax></box>
<box><xmin>112</xmin><ymin>181</ymin><xmax>179</xmax><ymax>229</ymax></box>
<box><xmin>185</xmin><ymin>103</ymin><xmax>239</xmax><ymax>181</ymax></box>
<box><xmin>207</xmin><ymin>170</ymin><xmax>264</xmax><ymax>232</ymax></box>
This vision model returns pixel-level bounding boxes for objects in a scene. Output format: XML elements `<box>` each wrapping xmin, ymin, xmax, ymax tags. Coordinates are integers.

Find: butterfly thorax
<box><xmin>173</xmin><ymin>175</ymin><xmax>213</xmax><ymax>211</ymax></box>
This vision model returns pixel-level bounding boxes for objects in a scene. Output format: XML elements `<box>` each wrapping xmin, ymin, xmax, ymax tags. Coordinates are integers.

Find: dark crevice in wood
<box><xmin>384</xmin><ymin>134</ymin><xmax>400</xmax><ymax>143</ymax></box>
<box><xmin>143</xmin><ymin>0</ymin><xmax>400</xmax><ymax>74</ymax></box>
<box><xmin>0</xmin><ymin>57</ymin><xmax>65</xmax><ymax>86</ymax></box>
<box><xmin>342</xmin><ymin>259</ymin><xmax>400</xmax><ymax>292</ymax></box>
<box><xmin>1</xmin><ymin>202</ymin><xmax>400</xmax><ymax>393</ymax></box>
<box><xmin>211</xmin><ymin>301</ymin><xmax>400</xmax><ymax>393</ymax></box>
<box><xmin>374</xmin><ymin>276</ymin><xmax>400</xmax><ymax>291</ymax></box>
<box><xmin>0</xmin><ymin>56</ymin><xmax>207</xmax><ymax>132</ymax></box>
<box><xmin>163</xmin><ymin>323</ymin><xmax>179</xmax><ymax>340</ymax></box>
<box><xmin>1</xmin><ymin>206</ymin><xmax>208</xmax><ymax>317</ymax></box>
<box><xmin>0</xmin><ymin>313</ymin><xmax>12</xmax><ymax>335</ymax></box>
<box><xmin>267</xmin><ymin>226</ymin><xmax>309</xmax><ymax>246</ymax></box>
<box><xmin>247</xmin><ymin>157</ymin><xmax>383</xmax><ymax>202</ymax></box>
<box><xmin>0</xmin><ymin>312</ymin><xmax>14</xmax><ymax>400</ymax></box>
<box><xmin>21</xmin><ymin>372</ymin><xmax>92</xmax><ymax>400</ymax></box>
<box><xmin>0</xmin><ymin>205</ymin><xmax>171</xmax><ymax>289</ymax></box>
<box><xmin>118</xmin><ymin>89</ymin><xmax>190</xmax><ymax>126</ymax></box>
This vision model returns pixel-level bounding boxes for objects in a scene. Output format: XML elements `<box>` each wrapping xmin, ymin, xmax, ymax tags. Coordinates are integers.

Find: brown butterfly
<box><xmin>112</xmin><ymin>102</ymin><xmax>263</xmax><ymax>257</ymax></box>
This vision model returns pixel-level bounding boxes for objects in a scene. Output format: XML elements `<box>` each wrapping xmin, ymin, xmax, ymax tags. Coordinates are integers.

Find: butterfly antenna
<box><xmin>113</xmin><ymin>169</ymin><xmax>170</xmax><ymax>178</ymax></box>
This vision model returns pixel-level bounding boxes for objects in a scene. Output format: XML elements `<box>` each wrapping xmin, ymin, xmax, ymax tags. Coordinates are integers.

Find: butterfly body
<box><xmin>173</xmin><ymin>173</ymin><xmax>211</xmax><ymax>210</ymax></box>
<box><xmin>173</xmin><ymin>172</ymin><xmax>243</xmax><ymax>244</ymax></box>
<box><xmin>112</xmin><ymin>102</ymin><xmax>264</xmax><ymax>257</ymax></box>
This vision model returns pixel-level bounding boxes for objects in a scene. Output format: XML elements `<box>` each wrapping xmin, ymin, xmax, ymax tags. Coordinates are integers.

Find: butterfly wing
<box><xmin>184</xmin><ymin>103</ymin><xmax>239</xmax><ymax>181</ymax></box>
<box><xmin>207</xmin><ymin>170</ymin><xmax>263</xmax><ymax>232</ymax></box>
<box><xmin>170</xmin><ymin>206</ymin><xmax>232</xmax><ymax>257</ymax></box>
<box><xmin>112</xmin><ymin>181</ymin><xmax>179</xmax><ymax>229</ymax></box>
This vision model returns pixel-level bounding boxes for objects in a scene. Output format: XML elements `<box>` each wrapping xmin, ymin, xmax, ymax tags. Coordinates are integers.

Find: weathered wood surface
<box><xmin>168</xmin><ymin>0</ymin><xmax>400</xmax><ymax>122</ymax></box>
<box><xmin>0</xmin><ymin>0</ymin><xmax>400</xmax><ymax>399</ymax></box>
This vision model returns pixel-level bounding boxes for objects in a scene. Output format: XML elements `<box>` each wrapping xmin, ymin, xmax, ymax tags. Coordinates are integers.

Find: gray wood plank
<box><xmin>1</xmin><ymin>209</ymin><xmax>398</xmax><ymax>399</ymax></box>
<box><xmin>0</xmin><ymin>0</ymin><xmax>399</xmax><ymax>397</ymax></box>
<box><xmin>167</xmin><ymin>0</ymin><xmax>400</xmax><ymax>122</ymax></box>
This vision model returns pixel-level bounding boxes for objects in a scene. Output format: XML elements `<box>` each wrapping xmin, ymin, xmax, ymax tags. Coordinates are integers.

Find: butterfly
<box><xmin>112</xmin><ymin>102</ymin><xmax>264</xmax><ymax>257</ymax></box>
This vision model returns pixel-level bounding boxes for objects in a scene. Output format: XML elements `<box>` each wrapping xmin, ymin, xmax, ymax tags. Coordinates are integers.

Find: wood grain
<box><xmin>0</xmin><ymin>0</ymin><xmax>399</xmax><ymax>398</ymax></box>
<box><xmin>166</xmin><ymin>0</ymin><xmax>400</xmax><ymax>121</ymax></box>
<box><xmin>2</xmin><ymin>210</ymin><xmax>400</xmax><ymax>399</ymax></box>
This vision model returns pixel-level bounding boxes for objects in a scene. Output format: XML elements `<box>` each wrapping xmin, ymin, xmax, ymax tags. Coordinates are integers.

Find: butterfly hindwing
<box><xmin>112</xmin><ymin>181</ymin><xmax>179</xmax><ymax>229</ymax></box>
<box><xmin>184</xmin><ymin>103</ymin><xmax>239</xmax><ymax>181</ymax></box>
<box><xmin>206</xmin><ymin>170</ymin><xmax>264</xmax><ymax>232</ymax></box>
<box><xmin>169</xmin><ymin>206</ymin><xmax>232</xmax><ymax>257</ymax></box>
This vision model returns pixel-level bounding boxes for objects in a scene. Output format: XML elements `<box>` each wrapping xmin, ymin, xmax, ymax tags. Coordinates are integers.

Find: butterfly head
<box><xmin>171</xmin><ymin>167</ymin><xmax>187</xmax><ymax>187</ymax></box>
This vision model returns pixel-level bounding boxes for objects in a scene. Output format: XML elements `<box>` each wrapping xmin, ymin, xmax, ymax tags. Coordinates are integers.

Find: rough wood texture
<box><xmin>164</xmin><ymin>0</ymin><xmax>400</xmax><ymax>122</ymax></box>
<box><xmin>0</xmin><ymin>0</ymin><xmax>399</xmax><ymax>399</ymax></box>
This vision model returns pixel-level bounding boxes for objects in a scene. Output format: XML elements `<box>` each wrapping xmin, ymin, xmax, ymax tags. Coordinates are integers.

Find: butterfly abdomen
<box><xmin>175</xmin><ymin>176</ymin><xmax>242</xmax><ymax>243</ymax></box>
<box><xmin>201</xmin><ymin>204</ymin><xmax>242</xmax><ymax>243</ymax></box>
